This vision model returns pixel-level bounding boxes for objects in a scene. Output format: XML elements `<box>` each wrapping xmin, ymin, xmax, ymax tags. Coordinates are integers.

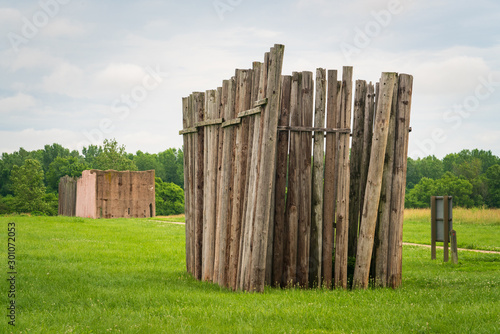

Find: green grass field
<box><xmin>404</xmin><ymin>208</ymin><xmax>500</xmax><ymax>251</ymax></box>
<box><xmin>0</xmin><ymin>214</ymin><xmax>498</xmax><ymax>333</ymax></box>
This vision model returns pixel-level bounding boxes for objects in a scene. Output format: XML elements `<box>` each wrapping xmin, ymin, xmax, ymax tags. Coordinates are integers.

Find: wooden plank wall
<box><xmin>180</xmin><ymin>45</ymin><xmax>413</xmax><ymax>292</ymax></box>
<box><xmin>58</xmin><ymin>175</ymin><xmax>78</xmax><ymax>216</ymax></box>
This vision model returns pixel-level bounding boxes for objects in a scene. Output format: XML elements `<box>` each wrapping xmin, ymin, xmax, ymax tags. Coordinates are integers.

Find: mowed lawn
<box><xmin>0</xmin><ymin>214</ymin><xmax>498</xmax><ymax>333</ymax></box>
<box><xmin>404</xmin><ymin>208</ymin><xmax>500</xmax><ymax>252</ymax></box>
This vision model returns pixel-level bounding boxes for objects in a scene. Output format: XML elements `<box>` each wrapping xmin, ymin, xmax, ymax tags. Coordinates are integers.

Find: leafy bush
<box><xmin>155</xmin><ymin>177</ymin><xmax>184</xmax><ymax>216</ymax></box>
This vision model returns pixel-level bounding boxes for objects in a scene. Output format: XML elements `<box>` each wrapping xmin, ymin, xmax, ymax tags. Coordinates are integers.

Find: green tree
<box><xmin>0</xmin><ymin>148</ymin><xmax>33</xmax><ymax>196</ymax></box>
<box><xmin>435</xmin><ymin>172</ymin><xmax>474</xmax><ymax>208</ymax></box>
<box><xmin>176</xmin><ymin>148</ymin><xmax>184</xmax><ymax>189</ymax></box>
<box><xmin>406</xmin><ymin>155</ymin><xmax>443</xmax><ymax>189</ymax></box>
<box><xmin>82</xmin><ymin>144</ymin><xmax>102</xmax><ymax>167</ymax></box>
<box><xmin>46</xmin><ymin>156</ymin><xmax>89</xmax><ymax>192</ymax></box>
<box><xmin>405</xmin><ymin>177</ymin><xmax>437</xmax><ymax>208</ymax></box>
<box><xmin>443</xmin><ymin>149</ymin><xmax>500</xmax><ymax>174</ymax></box>
<box><xmin>41</xmin><ymin>143</ymin><xmax>71</xmax><ymax>173</ymax></box>
<box><xmin>405</xmin><ymin>172</ymin><xmax>474</xmax><ymax>208</ymax></box>
<box><xmin>93</xmin><ymin>139</ymin><xmax>137</xmax><ymax>171</ymax></box>
<box><xmin>485</xmin><ymin>164</ymin><xmax>500</xmax><ymax>208</ymax></box>
<box><xmin>446</xmin><ymin>157</ymin><xmax>488</xmax><ymax>206</ymax></box>
<box><xmin>10</xmin><ymin>159</ymin><xmax>47</xmax><ymax>213</ymax></box>
<box><xmin>43</xmin><ymin>192</ymin><xmax>59</xmax><ymax>216</ymax></box>
<box><xmin>157</xmin><ymin>148</ymin><xmax>184</xmax><ymax>188</ymax></box>
<box><xmin>133</xmin><ymin>151</ymin><xmax>161</xmax><ymax>172</ymax></box>
<box><xmin>0</xmin><ymin>195</ymin><xmax>15</xmax><ymax>214</ymax></box>
<box><xmin>155</xmin><ymin>177</ymin><xmax>184</xmax><ymax>215</ymax></box>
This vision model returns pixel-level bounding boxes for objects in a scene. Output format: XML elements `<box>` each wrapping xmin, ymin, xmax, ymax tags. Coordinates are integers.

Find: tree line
<box><xmin>1</xmin><ymin>141</ymin><xmax>498</xmax><ymax>216</ymax></box>
<box><xmin>406</xmin><ymin>149</ymin><xmax>500</xmax><ymax>208</ymax></box>
<box><xmin>0</xmin><ymin>139</ymin><xmax>185</xmax><ymax>216</ymax></box>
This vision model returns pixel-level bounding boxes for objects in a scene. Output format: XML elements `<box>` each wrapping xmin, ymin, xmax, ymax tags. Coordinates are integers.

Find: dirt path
<box><xmin>403</xmin><ymin>242</ymin><xmax>500</xmax><ymax>254</ymax></box>
<box><xmin>150</xmin><ymin>220</ymin><xmax>186</xmax><ymax>226</ymax></box>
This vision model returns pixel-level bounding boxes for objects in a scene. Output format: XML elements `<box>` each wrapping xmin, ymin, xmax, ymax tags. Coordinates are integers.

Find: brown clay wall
<box><xmin>94</xmin><ymin>170</ymin><xmax>155</xmax><ymax>218</ymax></box>
<box><xmin>75</xmin><ymin>170</ymin><xmax>97</xmax><ymax>218</ymax></box>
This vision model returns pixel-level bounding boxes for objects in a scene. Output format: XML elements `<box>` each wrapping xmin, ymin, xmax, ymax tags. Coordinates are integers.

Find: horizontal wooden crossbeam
<box><xmin>222</xmin><ymin>118</ymin><xmax>241</xmax><ymax>128</ymax></box>
<box><xmin>179</xmin><ymin>127</ymin><xmax>198</xmax><ymax>135</ymax></box>
<box><xmin>237</xmin><ymin>106</ymin><xmax>262</xmax><ymax>118</ymax></box>
<box><xmin>254</xmin><ymin>98</ymin><xmax>268</xmax><ymax>107</ymax></box>
<box><xmin>277</xmin><ymin>126</ymin><xmax>351</xmax><ymax>133</ymax></box>
<box><xmin>194</xmin><ymin>118</ymin><xmax>224</xmax><ymax>128</ymax></box>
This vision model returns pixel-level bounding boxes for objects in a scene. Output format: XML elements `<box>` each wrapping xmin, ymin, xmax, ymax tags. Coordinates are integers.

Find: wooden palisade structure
<box><xmin>180</xmin><ymin>45</ymin><xmax>413</xmax><ymax>292</ymax></box>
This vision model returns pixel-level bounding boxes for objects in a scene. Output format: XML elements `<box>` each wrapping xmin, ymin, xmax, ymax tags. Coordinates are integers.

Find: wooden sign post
<box><xmin>431</xmin><ymin>196</ymin><xmax>453</xmax><ymax>262</ymax></box>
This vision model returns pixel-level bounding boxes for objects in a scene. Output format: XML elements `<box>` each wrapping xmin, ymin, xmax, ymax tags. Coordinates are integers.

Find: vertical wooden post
<box><xmin>193</xmin><ymin>92</ymin><xmax>205</xmax><ymax>281</ymax></box>
<box><xmin>387</xmin><ymin>74</ymin><xmax>413</xmax><ymax>289</ymax></box>
<box><xmin>450</xmin><ymin>230</ymin><xmax>458</xmax><ymax>264</ymax></box>
<box><xmin>297</xmin><ymin>71</ymin><xmax>314</xmax><ymax>288</ymax></box>
<box><xmin>228</xmin><ymin>69</ymin><xmax>252</xmax><ymax>290</ymax></box>
<box><xmin>202</xmin><ymin>89</ymin><xmax>219</xmax><ymax>282</ymax></box>
<box><xmin>348</xmin><ymin>80</ymin><xmax>367</xmax><ymax>258</ymax></box>
<box><xmin>213</xmin><ymin>86</ymin><xmax>224</xmax><ymax>283</ymax></box>
<box><xmin>334</xmin><ymin>66</ymin><xmax>353</xmax><ymax>289</ymax></box>
<box><xmin>352</xmin><ymin>72</ymin><xmax>397</xmax><ymax>290</ymax></box>
<box><xmin>249</xmin><ymin>44</ymin><xmax>285</xmax><ymax>292</ymax></box>
<box><xmin>240</xmin><ymin>61</ymin><xmax>265</xmax><ymax>291</ymax></box>
<box><xmin>359</xmin><ymin>83</ymin><xmax>375</xmax><ymax>228</ymax></box>
<box><xmin>310</xmin><ymin>68</ymin><xmax>326</xmax><ymax>287</ymax></box>
<box><xmin>443</xmin><ymin>195</ymin><xmax>449</xmax><ymax>262</ymax></box>
<box><xmin>283</xmin><ymin>71</ymin><xmax>302</xmax><ymax>287</ymax></box>
<box><xmin>374</xmin><ymin>77</ymin><xmax>398</xmax><ymax>287</ymax></box>
<box><xmin>273</xmin><ymin>75</ymin><xmax>291</xmax><ymax>287</ymax></box>
<box><xmin>182</xmin><ymin>96</ymin><xmax>191</xmax><ymax>275</ymax></box>
<box><xmin>431</xmin><ymin>196</ymin><xmax>437</xmax><ymax>260</ymax></box>
<box><xmin>322</xmin><ymin>70</ymin><xmax>338</xmax><ymax>289</ymax></box>
<box><xmin>188</xmin><ymin>95</ymin><xmax>196</xmax><ymax>277</ymax></box>
<box><xmin>216</xmin><ymin>79</ymin><xmax>236</xmax><ymax>287</ymax></box>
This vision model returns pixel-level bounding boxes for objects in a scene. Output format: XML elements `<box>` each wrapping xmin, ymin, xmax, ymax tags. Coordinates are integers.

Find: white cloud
<box><xmin>9</xmin><ymin>48</ymin><xmax>62</xmax><ymax>71</ymax></box>
<box><xmin>41</xmin><ymin>18</ymin><xmax>86</xmax><ymax>38</ymax></box>
<box><xmin>41</xmin><ymin>61</ymin><xmax>162</xmax><ymax>99</ymax></box>
<box><xmin>414</xmin><ymin>56</ymin><xmax>491</xmax><ymax>96</ymax></box>
<box><xmin>0</xmin><ymin>8</ymin><xmax>22</xmax><ymax>26</ymax></box>
<box><xmin>0</xmin><ymin>93</ymin><xmax>37</xmax><ymax>112</ymax></box>
<box><xmin>0</xmin><ymin>128</ymin><xmax>82</xmax><ymax>154</ymax></box>
<box><xmin>94</xmin><ymin>63</ymin><xmax>148</xmax><ymax>92</ymax></box>
<box><xmin>41</xmin><ymin>62</ymin><xmax>85</xmax><ymax>98</ymax></box>
<box><xmin>119</xmin><ymin>131</ymin><xmax>178</xmax><ymax>154</ymax></box>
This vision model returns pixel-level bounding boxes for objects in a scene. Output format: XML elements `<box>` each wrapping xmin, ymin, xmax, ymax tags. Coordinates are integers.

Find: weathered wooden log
<box><xmin>387</xmin><ymin>74</ymin><xmax>413</xmax><ymax>289</ymax></box>
<box><xmin>296</xmin><ymin>71</ymin><xmax>314</xmax><ymax>288</ymax></box>
<box><xmin>310</xmin><ymin>68</ymin><xmax>326</xmax><ymax>287</ymax></box>
<box><xmin>182</xmin><ymin>96</ymin><xmax>191</xmax><ymax>275</ymax></box>
<box><xmin>213</xmin><ymin>86</ymin><xmax>224</xmax><ymax>283</ymax></box>
<box><xmin>249</xmin><ymin>44</ymin><xmax>285</xmax><ymax>292</ymax></box>
<box><xmin>239</xmin><ymin>60</ymin><xmax>264</xmax><ymax>291</ymax></box>
<box><xmin>352</xmin><ymin>72</ymin><xmax>397</xmax><ymax>290</ymax></box>
<box><xmin>374</xmin><ymin>77</ymin><xmax>398</xmax><ymax>287</ymax></box>
<box><xmin>193</xmin><ymin>92</ymin><xmax>205</xmax><ymax>281</ymax></box>
<box><xmin>322</xmin><ymin>70</ymin><xmax>338</xmax><ymax>289</ymax></box>
<box><xmin>359</xmin><ymin>83</ymin><xmax>375</xmax><ymax>229</ymax></box>
<box><xmin>228</xmin><ymin>69</ymin><xmax>252</xmax><ymax>290</ymax></box>
<box><xmin>202</xmin><ymin>89</ymin><xmax>219</xmax><ymax>282</ymax></box>
<box><xmin>272</xmin><ymin>75</ymin><xmax>291</xmax><ymax>287</ymax></box>
<box><xmin>334</xmin><ymin>67</ymin><xmax>353</xmax><ymax>289</ymax></box>
<box><xmin>216</xmin><ymin>79</ymin><xmax>237</xmax><ymax>287</ymax></box>
<box><xmin>450</xmin><ymin>230</ymin><xmax>458</xmax><ymax>264</ymax></box>
<box><xmin>283</xmin><ymin>71</ymin><xmax>301</xmax><ymax>287</ymax></box>
<box><xmin>348</xmin><ymin>80</ymin><xmax>367</xmax><ymax>258</ymax></box>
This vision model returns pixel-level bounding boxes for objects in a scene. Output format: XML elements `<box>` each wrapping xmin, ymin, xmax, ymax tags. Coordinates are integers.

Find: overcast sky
<box><xmin>1</xmin><ymin>0</ymin><xmax>499</xmax><ymax>159</ymax></box>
